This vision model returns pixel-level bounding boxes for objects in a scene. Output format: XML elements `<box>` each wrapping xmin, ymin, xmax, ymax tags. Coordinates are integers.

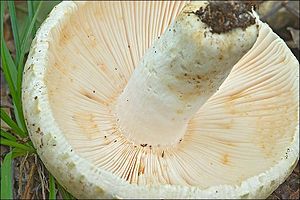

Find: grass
<box><xmin>0</xmin><ymin>1</ymin><xmax>75</xmax><ymax>199</ymax></box>
<box><xmin>49</xmin><ymin>174</ymin><xmax>57</xmax><ymax>200</ymax></box>
<box><xmin>1</xmin><ymin>151</ymin><xmax>13</xmax><ymax>199</ymax></box>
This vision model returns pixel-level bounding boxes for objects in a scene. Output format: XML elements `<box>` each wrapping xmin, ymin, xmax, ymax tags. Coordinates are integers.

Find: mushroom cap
<box><xmin>22</xmin><ymin>1</ymin><xmax>299</xmax><ymax>199</ymax></box>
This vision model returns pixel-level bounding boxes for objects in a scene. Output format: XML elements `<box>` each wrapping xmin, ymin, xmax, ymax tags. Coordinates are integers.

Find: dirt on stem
<box><xmin>194</xmin><ymin>1</ymin><xmax>259</xmax><ymax>34</ymax></box>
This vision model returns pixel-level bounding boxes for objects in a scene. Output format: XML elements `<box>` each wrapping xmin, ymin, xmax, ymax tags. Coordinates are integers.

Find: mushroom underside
<box><xmin>27</xmin><ymin>1</ymin><xmax>298</xmax><ymax>192</ymax></box>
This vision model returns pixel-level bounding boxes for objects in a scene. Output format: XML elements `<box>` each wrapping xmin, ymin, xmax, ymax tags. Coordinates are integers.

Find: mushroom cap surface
<box><xmin>22</xmin><ymin>1</ymin><xmax>299</xmax><ymax>199</ymax></box>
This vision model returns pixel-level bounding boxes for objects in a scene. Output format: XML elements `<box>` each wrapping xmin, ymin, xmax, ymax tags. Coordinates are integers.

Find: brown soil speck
<box><xmin>40</xmin><ymin>138</ymin><xmax>43</xmax><ymax>147</ymax></box>
<box><xmin>36</xmin><ymin>127</ymin><xmax>40</xmax><ymax>133</ymax></box>
<box><xmin>194</xmin><ymin>1</ymin><xmax>258</xmax><ymax>34</ymax></box>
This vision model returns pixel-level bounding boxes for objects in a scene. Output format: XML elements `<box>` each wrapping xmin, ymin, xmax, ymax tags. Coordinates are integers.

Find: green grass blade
<box><xmin>11</xmin><ymin>148</ymin><xmax>30</xmax><ymax>159</ymax></box>
<box><xmin>1</xmin><ymin>1</ymin><xmax>17</xmax><ymax>88</ymax></box>
<box><xmin>12</xmin><ymin>103</ymin><xmax>26</xmax><ymax>132</ymax></box>
<box><xmin>20</xmin><ymin>18</ymin><xmax>30</xmax><ymax>43</ymax></box>
<box><xmin>0</xmin><ymin>138</ymin><xmax>35</xmax><ymax>153</ymax></box>
<box><xmin>0</xmin><ymin>1</ymin><xmax>4</xmax><ymax>35</ymax></box>
<box><xmin>17</xmin><ymin>1</ymin><xmax>43</xmax><ymax>86</ymax></box>
<box><xmin>27</xmin><ymin>1</ymin><xmax>36</xmax><ymax>36</ymax></box>
<box><xmin>1</xmin><ymin>1</ymin><xmax>17</xmax><ymax>90</ymax></box>
<box><xmin>0</xmin><ymin>151</ymin><xmax>13</xmax><ymax>199</ymax></box>
<box><xmin>0</xmin><ymin>1</ymin><xmax>17</xmax><ymax>123</ymax></box>
<box><xmin>1</xmin><ymin>44</ymin><xmax>26</xmax><ymax>134</ymax></box>
<box><xmin>0</xmin><ymin>37</ymin><xmax>24</xmax><ymax>132</ymax></box>
<box><xmin>7</xmin><ymin>1</ymin><xmax>21</xmax><ymax>64</ymax></box>
<box><xmin>1</xmin><ymin>38</ymin><xmax>18</xmax><ymax>88</ymax></box>
<box><xmin>1</xmin><ymin>33</ymin><xmax>26</xmax><ymax>133</ymax></box>
<box><xmin>27</xmin><ymin>140</ymin><xmax>34</xmax><ymax>148</ymax></box>
<box><xmin>49</xmin><ymin>174</ymin><xmax>57</xmax><ymax>199</ymax></box>
<box><xmin>1</xmin><ymin>42</ymin><xmax>20</xmax><ymax>111</ymax></box>
<box><xmin>0</xmin><ymin>108</ymin><xmax>26</xmax><ymax>137</ymax></box>
<box><xmin>57</xmin><ymin>183</ymin><xmax>75</xmax><ymax>200</ymax></box>
<box><xmin>14</xmin><ymin>2</ymin><xmax>44</xmax><ymax>133</ymax></box>
<box><xmin>0</xmin><ymin>129</ymin><xmax>17</xmax><ymax>141</ymax></box>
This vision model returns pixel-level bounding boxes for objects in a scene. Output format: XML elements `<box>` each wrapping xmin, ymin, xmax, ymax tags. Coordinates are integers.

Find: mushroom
<box><xmin>22</xmin><ymin>1</ymin><xmax>299</xmax><ymax>199</ymax></box>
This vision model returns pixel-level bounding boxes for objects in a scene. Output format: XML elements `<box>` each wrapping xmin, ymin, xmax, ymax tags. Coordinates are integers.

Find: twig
<box><xmin>21</xmin><ymin>162</ymin><xmax>36</xmax><ymax>199</ymax></box>
<box><xmin>0</xmin><ymin>104</ymin><xmax>14</xmax><ymax>109</ymax></box>
<box><xmin>36</xmin><ymin>155</ymin><xmax>46</xmax><ymax>199</ymax></box>
<box><xmin>17</xmin><ymin>153</ymin><xmax>28</xmax><ymax>198</ymax></box>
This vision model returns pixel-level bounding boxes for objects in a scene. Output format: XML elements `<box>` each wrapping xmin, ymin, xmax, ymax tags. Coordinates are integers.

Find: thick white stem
<box><xmin>116</xmin><ymin>2</ymin><xmax>258</xmax><ymax>146</ymax></box>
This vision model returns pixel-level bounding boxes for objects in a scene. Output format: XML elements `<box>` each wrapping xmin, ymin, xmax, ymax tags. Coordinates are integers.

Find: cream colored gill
<box><xmin>40</xmin><ymin>1</ymin><xmax>299</xmax><ymax>189</ymax></box>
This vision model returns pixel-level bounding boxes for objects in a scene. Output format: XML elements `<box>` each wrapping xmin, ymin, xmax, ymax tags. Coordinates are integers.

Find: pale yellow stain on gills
<box><xmin>80</xmin><ymin>90</ymin><xmax>109</xmax><ymax>106</ymax></box>
<box><xmin>73</xmin><ymin>112</ymin><xmax>99</xmax><ymax>140</ymax></box>
<box><xmin>215</xmin><ymin>119</ymin><xmax>234</xmax><ymax>130</ymax></box>
<box><xmin>221</xmin><ymin>153</ymin><xmax>230</xmax><ymax>165</ymax></box>
<box><xmin>253</xmin><ymin>93</ymin><xmax>298</xmax><ymax>158</ymax></box>
<box><xmin>59</xmin><ymin>27</ymin><xmax>73</xmax><ymax>46</ymax></box>
<box><xmin>223</xmin><ymin>91</ymin><xmax>249</xmax><ymax>115</ymax></box>
<box><xmin>97</xmin><ymin>63</ymin><xmax>108</xmax><ymax>73</ymax></box>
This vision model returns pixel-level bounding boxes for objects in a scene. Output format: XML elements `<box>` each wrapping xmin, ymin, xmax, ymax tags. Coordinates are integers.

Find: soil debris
<box><xmin>194</xmin><ymin>1</ymin><xmax>259</xmax><ymax>34</ymax></box>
